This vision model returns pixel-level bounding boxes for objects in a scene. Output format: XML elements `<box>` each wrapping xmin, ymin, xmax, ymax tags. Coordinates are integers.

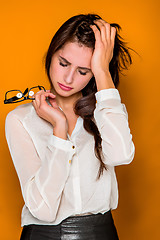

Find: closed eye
<box><xmin>59</xmin><ymin>61</ymin><xmax>88</xmax><ymax>76</ymax></box>
<box><xmin>59</xmin><ymin>61</ymin><xmax>67</xmax><ymax>67</ymax></box>
<box><xmin>79</xmin><ymin>70</ymin><xmax>87</xmax><ymax>76</ymax></box>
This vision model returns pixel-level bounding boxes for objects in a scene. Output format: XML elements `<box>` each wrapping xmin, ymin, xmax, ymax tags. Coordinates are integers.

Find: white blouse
<box><xmin>5</xmin><ymin>88</ymin><xmax>135</xmax><ymax>227</ymax></box>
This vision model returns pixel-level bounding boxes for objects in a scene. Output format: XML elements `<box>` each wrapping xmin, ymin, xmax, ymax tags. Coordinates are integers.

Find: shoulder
<box><xmin>5</xmin><ymin>102</ymin><xmax>34</xmax><ymax>125</ymax></box>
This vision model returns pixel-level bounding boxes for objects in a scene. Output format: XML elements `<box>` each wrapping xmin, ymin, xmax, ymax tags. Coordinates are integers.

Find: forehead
<box><xmin>58</xmin><ymin>41</ymin><xmax>93</xmax><ymax>67</ymax></box>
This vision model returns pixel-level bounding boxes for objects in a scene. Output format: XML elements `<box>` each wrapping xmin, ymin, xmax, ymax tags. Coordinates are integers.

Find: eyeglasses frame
<box><xmin>4</xmin><ymin>85</ymin><xmax>46</xmax><ymax>104</ymax></box>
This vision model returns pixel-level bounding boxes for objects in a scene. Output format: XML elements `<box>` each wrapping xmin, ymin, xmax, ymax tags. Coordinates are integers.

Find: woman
<box><xmin>5</xmin><ymin>13</ymin><xmax>135</xmax><ymax>240</ymax></box>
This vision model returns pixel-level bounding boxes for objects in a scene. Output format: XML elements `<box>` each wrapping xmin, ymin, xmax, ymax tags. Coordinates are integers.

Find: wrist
<box><xmin>94</xmin><ymin>70</ymin><xmax>115</xmax><ymax>91</ymax></box>
<box><xmin>53</xmin><ymin>121</ymin><xmax>68</xmax><ymax>140</ymax></box>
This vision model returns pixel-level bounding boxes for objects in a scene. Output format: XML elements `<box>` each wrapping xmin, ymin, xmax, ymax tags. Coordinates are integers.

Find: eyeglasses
<box><xmin>4</xmin><ymin>85</ymin><xmax>46</xmax><ymax>104</ymax></box>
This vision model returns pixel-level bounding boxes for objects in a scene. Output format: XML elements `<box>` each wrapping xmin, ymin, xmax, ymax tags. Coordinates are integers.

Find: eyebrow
<box><xmin>59</xmin><ymin>56</ymin><xmax>91</xmax><ymax>71</ymax></box>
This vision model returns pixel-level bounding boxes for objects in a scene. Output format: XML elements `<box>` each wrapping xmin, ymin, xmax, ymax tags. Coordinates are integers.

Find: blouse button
<box><xmin>72</xmin><ymin>145</ymin><xmax>75</xmax><ymax>149</ymax></box>
<box><xmin>69</xmin><ymin>160</ymin><xmax>72</xmax><ymax>164</ymax></box>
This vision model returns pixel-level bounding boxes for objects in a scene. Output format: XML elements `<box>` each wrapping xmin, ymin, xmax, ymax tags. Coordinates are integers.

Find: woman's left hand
<box><xmin>90</xmin><ymin>19</ymin><xmax>116</xmax><ymax>78</ymax></box>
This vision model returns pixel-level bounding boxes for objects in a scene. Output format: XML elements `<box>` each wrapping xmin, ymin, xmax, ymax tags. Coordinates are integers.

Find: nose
<box><xmin>64</xmin><ymin>67</ymin><xmax>75</xmax><ymax>85</ymax></box>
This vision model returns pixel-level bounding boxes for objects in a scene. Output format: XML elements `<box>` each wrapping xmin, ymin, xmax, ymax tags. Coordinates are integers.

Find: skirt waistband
<box><xmin>61</xmin><ymin>210</ymin><xmax>113</xmax><ymax>226</ymax></box>
<box><xmin>21</xmin><ymin>210</ymin><xmax>119</xmax><ymax>240</ymax></box>
<box><xmin>23</xmin><ymin>210</ymin><xmax>113</xmax><ymax>230</ymax></box>
<box><xmin>25</xmin><ymin>210</ymin><xmax>114</xmax><ymax>230</ymax></box>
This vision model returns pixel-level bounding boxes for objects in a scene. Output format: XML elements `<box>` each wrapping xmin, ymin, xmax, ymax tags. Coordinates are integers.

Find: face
<box><xmin>49</xmin><ymin>41</ymin><xmax>93</xmax><ymax>98</ymax></box>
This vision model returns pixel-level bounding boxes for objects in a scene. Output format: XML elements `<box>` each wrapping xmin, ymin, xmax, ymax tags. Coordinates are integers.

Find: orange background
<box><xmin>0</xmin><ymin>0</ymin><xmax>160</xmax><ymax>239</ymax></box>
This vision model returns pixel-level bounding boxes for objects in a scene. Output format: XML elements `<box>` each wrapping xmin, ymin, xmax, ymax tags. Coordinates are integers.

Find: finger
<box><xmin>34</xmin><ymin>89</ymin><xmax>45</xmax><ymax>100</ymax></box>
<box><xmin>32</xmin><ymin>94</ymin><xmax>40</xmax><ymax>111</ymax></box>
<box><xmin>39</xmin><ymin>92</ymin><xmax>56</xmax><ymax>107</ymax></box>
<box><xmin>93</xmin><ymin>20</ymin><xmax>107</xmax><ymax>43</ymax></box>
<box><xmin>32</xmin><ymin>90</ymin><xmax>51</xmax><ymax>110</ymax></box>
<box><xmin>97</xmin><ymin>19</ymin><xmax>112</xmax><ymax>42</ymax></box>
<box><xmin>104</xmin><ymin>22</ymin><xmax>111</xmax><ymax>42</ymax></box>
<box><xmin>34</xmin><ymin>90</ymin><xmax>43</xmax><ymax>108</ymax></box>
<box><xmin>90</xmin><ymin>25</ymin><xmax>102</xmax><ymax>46</ymax></box>
<box><xmin>35</xmin><ymin>90</ymin><xmax>54</xmax><ymax>106</ymax></box>
<box><xmin>32</xmin><ymin>99</ymin><xmax>37</xmax><ymax>109</ymax></box>
<box><xmin>111</xmin><ymin>27</ymin><xmax>116</xmax><ymax>46</ymax></box>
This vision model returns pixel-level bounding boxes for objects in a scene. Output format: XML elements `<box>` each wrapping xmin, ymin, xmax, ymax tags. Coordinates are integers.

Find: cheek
<box><xmin>76</xmin><ymin>76</ymin><xmax>92</xmax><ymax>89</ymax></box>
<box><xmin>49</xmin><ymin>62</ymin><xmax>62</xmax><ymax>79</ymax></box>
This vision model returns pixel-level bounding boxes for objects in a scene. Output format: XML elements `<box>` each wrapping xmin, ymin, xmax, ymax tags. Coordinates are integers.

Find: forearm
<box><xmin>94</xmin><ymin>88</ymin><xmax>135</xmax><ymax>166</ymax></box>
<box><xmin>95</xmin><ymin>70</ymin><xmax>116</xmax><ymax>91</ymax></box>
<box><xmin>25</xmin><ymin>140</ymin><xmax>74</xmax><ymax>222</ymax></box>
<box><xmin>5</xmin><ymin>113</ymin><xmax>74</xmax><ymax>222</ymax></box>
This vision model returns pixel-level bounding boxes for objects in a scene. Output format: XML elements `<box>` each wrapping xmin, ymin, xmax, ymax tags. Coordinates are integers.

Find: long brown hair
<box><xmin>45</xmin><ymin>14</ymin><xmax>133</xmax><ymax>179</ymax></box>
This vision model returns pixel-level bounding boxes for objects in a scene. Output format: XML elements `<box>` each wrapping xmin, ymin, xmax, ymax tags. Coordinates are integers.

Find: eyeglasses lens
<box><xmin>28</xmin><ymin>86</ymin><xmax>45</xmax><ymax>99</ymax></box>
<box><xmin>6</xmin><ymin>90</ymin><xmax>23</xmax><ymax>102</ymax></box>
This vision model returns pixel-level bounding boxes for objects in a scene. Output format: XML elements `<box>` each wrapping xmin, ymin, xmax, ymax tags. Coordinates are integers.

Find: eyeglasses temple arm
<box><xmin>4</xmin><ymin>96</ymin><xmax>19</xmax><ymax>104</ymax></box>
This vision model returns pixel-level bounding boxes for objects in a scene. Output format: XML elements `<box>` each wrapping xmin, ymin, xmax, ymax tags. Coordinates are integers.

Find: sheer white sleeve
<box><xmin>5</xmin><ymin>112</ymin><xmax>76</xmax><ymax>222</ymax></box>
<box><xmin>94</xmin><ymin>88</ymin><xmax>135</xmax><ymax>167</ymax></box>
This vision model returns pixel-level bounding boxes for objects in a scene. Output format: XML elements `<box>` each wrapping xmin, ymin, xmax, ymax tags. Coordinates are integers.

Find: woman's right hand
<box><xmin>32</xmin><ymin>90</ymin><xmax>68</xmax><ymax>136</ymax></box>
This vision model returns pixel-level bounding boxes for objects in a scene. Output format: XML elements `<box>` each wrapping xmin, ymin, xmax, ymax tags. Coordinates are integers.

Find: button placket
<box><xmin>68</xmin><ymin>141</ymin><xmax>76</xmax><ymax>164</ymax></box>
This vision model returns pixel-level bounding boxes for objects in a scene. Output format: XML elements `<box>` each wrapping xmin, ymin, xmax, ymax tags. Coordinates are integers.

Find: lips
<box><xmin>58</xmin><ymin>82</ymin><xmax>73</xmax><ymax>91</ymax></box>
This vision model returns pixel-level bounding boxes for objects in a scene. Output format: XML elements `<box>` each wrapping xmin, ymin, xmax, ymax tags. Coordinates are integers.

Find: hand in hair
<box><xmin>90</xmin><ymin>19</ymin><xmax>116</xmax><ymax>90</ymax></box>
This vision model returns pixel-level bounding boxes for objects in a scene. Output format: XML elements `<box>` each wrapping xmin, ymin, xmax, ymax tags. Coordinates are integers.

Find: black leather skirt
<box><xmin>20</xmin><ymin>210</ymin><xmax>119</xmax><ymax>240</ymax></box>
